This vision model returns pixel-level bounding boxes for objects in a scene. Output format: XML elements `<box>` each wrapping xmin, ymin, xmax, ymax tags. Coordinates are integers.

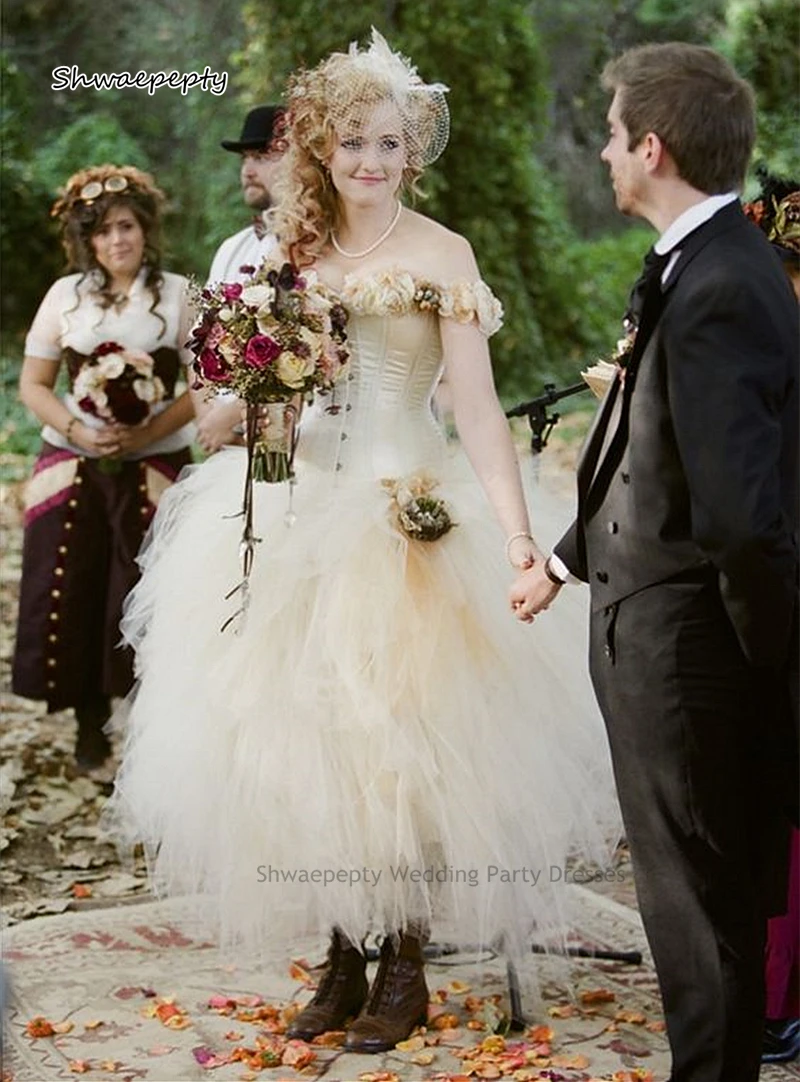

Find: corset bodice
<box><xmin>299</xmin><ymin>308</ymin><xmax>446</xmax><ymax>479</ymax></box>
<box><xmin>297</xmin><ymin>271</ymin><xmax>502</xmax><ymax>480</ymax></box>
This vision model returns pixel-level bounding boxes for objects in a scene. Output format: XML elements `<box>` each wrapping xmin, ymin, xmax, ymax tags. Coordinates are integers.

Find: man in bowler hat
<box><xmin>197</xmin><ymin>105</ymin><xmax>286</xmax><ymax>452</ymax></box>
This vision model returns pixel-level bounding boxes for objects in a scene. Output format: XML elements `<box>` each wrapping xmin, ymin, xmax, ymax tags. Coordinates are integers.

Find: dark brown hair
<box><xmin>602</xmin><ymin>43</ymin><xmax>755</xmax><ymax>194</ymax></box>
<box><xmin>53</xmin><ymin>165</ymin><xmax>167</xmax><ymax>333</ymax></box>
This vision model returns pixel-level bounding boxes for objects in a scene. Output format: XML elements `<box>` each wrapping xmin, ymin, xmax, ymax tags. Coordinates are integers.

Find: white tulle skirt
<box><xmin>109</xmin><ymin>444</ymin><xmax>620</xmax><ymax>959</ymax></box>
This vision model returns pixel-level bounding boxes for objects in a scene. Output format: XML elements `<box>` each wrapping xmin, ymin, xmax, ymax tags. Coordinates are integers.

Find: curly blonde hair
<box><xmin>52</xmin><ymin>164</ymin><xmax>168</xmax><ymax>329</ymax></box>
<box><xmin>271</xmin><ymin>33</ymin><xmax>449</xmax><ymax>268</ymax></box>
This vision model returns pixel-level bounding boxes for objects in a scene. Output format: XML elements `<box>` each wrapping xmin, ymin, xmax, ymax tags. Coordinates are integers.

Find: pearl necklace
<box><xmin>331</xmin><ymin>202</ymin><xmax>402</xmax><ymax>259</ymax></box>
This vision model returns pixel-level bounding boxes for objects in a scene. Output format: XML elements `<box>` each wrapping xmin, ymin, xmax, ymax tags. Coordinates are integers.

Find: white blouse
<box><xmin>25</xmin><ymin>268</ymin><xmax>195</xmax><ymax>457</ymax></box>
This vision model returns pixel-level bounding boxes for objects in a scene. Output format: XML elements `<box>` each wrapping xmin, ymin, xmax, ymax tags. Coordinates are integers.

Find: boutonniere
<box><xmin>581</xmin><ymin>325</ymin><xmax>637</xmax><ymax>399</ymax></box>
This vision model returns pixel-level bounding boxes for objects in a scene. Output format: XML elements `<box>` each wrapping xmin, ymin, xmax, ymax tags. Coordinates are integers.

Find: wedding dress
<box><xmin>110</xmin><ymin>270</ymin><xmax>620</xmax><ymax>958</ymax></box>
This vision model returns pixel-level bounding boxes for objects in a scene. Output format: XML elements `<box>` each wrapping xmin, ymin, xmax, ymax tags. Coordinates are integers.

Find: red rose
<box><xmin>198</xmin><ymin>348</ymin><xmax>231</xmax><ymax>383</ymax></box>
<box><xmin>93</xmin><ymin>340</ymin><xmax>125</xmax><ymax>358</ymax></box>
<box><xmin>222</xmin><ymin>283</ymin><xmax>243</xmax><ymax>302</ymax></box>
<box><xmin>244</xmin><ymin>334</ymin><xmax>281</xmax><ymax>369</ymax></box>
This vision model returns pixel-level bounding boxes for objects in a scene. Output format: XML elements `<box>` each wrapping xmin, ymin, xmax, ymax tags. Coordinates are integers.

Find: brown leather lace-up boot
<box><xmin>286</xmin><ymin>929</ymin><xmax>368</xmax><ymax>1041</ymax></box>
<box><xmin>344</xmin><ymin>928</ymin><xmax>430</xmax><ymax>1053</ymax></box>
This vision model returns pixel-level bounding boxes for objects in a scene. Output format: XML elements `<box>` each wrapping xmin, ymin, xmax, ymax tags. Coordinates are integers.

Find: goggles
<box><xmin>78</xmin><ymin>175</ymin><xmax>129</xmax><ymax>204</ymax></box>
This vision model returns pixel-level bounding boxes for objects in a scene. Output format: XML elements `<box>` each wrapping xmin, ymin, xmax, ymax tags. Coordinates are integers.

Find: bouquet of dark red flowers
<box><xmin>189</xmin><ymin>261</ymin><xmax>349</xmax><ymax>482</ymax></box>
<box><xmin>73</xmin><ymin>340</ymin><xmax>166</xmax><ymax>425</ymax></box>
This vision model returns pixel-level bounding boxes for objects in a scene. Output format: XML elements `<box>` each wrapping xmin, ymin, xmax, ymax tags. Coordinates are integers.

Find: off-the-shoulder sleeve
<box><xmin>438</xmin><ymin>280</ymin><xmax>503</xmax><ymax>336</ymax></box>
<box><xmin>24</xmin><ymin>277</ymin><xmax>75</xmax><ymax>360</ymax></box>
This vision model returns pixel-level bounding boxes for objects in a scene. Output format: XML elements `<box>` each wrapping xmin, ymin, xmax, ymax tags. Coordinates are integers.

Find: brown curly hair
<box><xmin>52</xmin><ymin>164</ymin><xmax>167</xmax><ymax>331</ymax></box>
<box><xmin>271</xmin><ymin>52</ymin><xmax>438</xmax><ymax>268</ymax></box>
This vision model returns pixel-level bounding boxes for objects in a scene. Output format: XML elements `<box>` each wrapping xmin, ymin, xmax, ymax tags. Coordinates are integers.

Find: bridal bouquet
<box><xmin>73</xmin><ymin>341</ymin><xmax>166</xmax><ymax>425</ymax></box>
<box><xmin>189</xmin><ymin>261</ymin><xmax>350</xmax><ymax>482</ymax></box>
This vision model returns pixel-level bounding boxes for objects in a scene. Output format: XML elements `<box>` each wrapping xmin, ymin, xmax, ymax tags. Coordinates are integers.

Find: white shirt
<box><xmin>549</xmin><ymin>192</ymin><xmax>740</xmax><ymax>584</ymax></box>
<box><xmin>206</xmin><ymin>215</ymin><xmax>278</xmax><ymax>286</ymax></box>
<box><xmin>656</xmin><ymin>191</ymin><xmax>739</xmax><ymax>283</ymax></box>
<box><xmin>25</xmin><ymin>267</ymin><xmax>196</xmax><ymax>457</ymax></box>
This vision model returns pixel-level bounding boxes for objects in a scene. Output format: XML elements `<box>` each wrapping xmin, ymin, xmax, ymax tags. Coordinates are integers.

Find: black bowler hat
<box><xmin>221</xmin><ymin>105</ymin><xmax>285</xmax><ymax>153</ymax></box>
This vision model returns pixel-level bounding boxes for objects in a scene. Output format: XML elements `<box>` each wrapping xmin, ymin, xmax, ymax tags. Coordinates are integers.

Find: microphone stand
<box><xmin>505</xmin><ymin>381</ymin><xmax>590</xmax><ymax>455</ymax></box>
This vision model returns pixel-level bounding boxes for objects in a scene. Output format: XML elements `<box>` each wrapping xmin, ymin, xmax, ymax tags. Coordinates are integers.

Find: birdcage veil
<box><xmin>289</xmin><ymin>28</ymin><xmax>450</xmax><ymax>171</ymax></box>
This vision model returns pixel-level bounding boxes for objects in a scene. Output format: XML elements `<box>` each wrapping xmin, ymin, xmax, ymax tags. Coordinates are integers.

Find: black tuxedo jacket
<box><xmin>555</xmin><ymin>202</ymin><xmax>799</xmax><ymax>668</ymax></box>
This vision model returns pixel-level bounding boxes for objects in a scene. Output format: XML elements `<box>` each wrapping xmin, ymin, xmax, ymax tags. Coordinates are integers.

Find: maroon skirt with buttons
<box><xmin>12</xmin><ymin>441</ymin><xmax>192</xmax><ymax>711</ymax></box>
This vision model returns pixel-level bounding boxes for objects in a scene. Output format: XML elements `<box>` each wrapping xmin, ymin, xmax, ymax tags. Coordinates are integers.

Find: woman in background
<box><xmin>13</xmin><ymin>165</ymin><xmax>195</xmax><ymax>772</ymax></box>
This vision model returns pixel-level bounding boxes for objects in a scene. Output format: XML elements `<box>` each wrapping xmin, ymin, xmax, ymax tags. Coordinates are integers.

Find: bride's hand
<box><xmin>506</xmin><ymin>534</ymin><xmax>543</xmax><ymax>571</ymax></box>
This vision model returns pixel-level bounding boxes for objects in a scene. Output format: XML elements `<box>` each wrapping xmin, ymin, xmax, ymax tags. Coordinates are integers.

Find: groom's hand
<box><xmin>510</xmin><ymin>561</ymin><xmax>562</xmax><ymax>623</ymax></box>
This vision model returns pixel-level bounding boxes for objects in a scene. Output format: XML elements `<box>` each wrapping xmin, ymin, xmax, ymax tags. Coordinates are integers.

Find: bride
<box><xmin>110</xmin><ymin>30</ymin><xmax>619</xmax><ymax>1054</ymax></box>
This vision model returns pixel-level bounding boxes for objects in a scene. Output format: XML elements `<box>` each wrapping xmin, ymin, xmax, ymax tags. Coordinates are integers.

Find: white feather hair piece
<box><xmin>332</xmin><ymin>27</ymin><xmax>450</xmax><ymax>167</ymax></box>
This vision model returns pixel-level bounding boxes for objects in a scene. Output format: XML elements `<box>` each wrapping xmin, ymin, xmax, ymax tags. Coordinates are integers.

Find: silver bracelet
<box><xmin>505</xmin><ymin>531</ymin><xmax>533</xmax><ymax>566</ymax></box>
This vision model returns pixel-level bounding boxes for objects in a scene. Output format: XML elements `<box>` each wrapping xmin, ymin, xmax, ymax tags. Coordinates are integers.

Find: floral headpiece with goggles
<box><xmin>51</xmin><ymin>164</ymin><xmax>165</xmax><ymax>220</ymax></box>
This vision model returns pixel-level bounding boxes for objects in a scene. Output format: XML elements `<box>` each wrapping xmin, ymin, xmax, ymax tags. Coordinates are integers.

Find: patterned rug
<box><xmin>3</xmin><ymin>886</ymin><xmax>798</xmax><ymax>1082</ymax></box>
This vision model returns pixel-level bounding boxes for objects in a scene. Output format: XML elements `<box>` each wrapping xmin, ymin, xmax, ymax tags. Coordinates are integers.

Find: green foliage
<box><xmin>32</xmin><ymin>113</ymin><xmax>148</xmax><ymax>195</ymax></box>
<box><xmin>0</xmin><ymin>58</ymin><xmax>63</xmax><ymax>329</ymax></box>
<box><xmin>721</xmin><ymin>0</ymin><xmax>800</xmax><ymax>177</ymax></box>
<box><xmin>1</xmin><ymin>337</ymin><xmax>45</xmax><ymax>475</ymax></box>
<box><xmin>566</xmin><ymin>225</ymin><xmax>653</xmax><ymax>360</ymax></box>
<box><xmin>3</xmin><ymin>0</ymin><xmax>249</xmax><ymax>309</ymax></box>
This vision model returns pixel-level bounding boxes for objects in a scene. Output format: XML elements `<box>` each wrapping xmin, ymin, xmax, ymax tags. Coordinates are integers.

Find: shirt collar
<box><xmin>655</xmin><ymin>192</ymin><xmax>739</xmax><ymax>255</ymax></box>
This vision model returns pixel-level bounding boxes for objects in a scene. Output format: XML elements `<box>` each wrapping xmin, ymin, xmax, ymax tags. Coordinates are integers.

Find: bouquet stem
<box><xmin>251</xmin><ymin>400</ymin><xmax>297</xmax><ymax>483</ymax></box>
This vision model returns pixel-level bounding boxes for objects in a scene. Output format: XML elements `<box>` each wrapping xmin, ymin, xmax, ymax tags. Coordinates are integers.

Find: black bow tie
<box><xmin>624</xmin><ymin>246</ymin><xmax>671</xmax><ymax>327</ymax></box>
<box><xmin>252</xmin><ymin>215</ymin><xmax>268</xmax><ymax>241</ymax></box>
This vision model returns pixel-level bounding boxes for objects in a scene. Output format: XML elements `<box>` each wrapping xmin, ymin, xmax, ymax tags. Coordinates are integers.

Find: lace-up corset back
<box><xmin>300</xmin><ymin>271</ymin><xmax>503</xmax><ymax>480</ymax></box>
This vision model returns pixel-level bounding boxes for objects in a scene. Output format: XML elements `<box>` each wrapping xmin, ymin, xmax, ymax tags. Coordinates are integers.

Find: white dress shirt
<box><xmin>206</xmin><ymin>214</ymin><xmax>278</xmax><ymax>286</ymax></box>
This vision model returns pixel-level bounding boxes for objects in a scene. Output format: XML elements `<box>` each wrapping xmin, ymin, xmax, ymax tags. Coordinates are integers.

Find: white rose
<box><xmin>297</xmin><ymin>325</ymin><xmax>322</xmax><ymax>355</ymax></box>
<box><xmin>99</xmin><ymin>353</ymin><xmax>126</xmax><ymax>378</ymax></box>
<box><xmin>133</xmin><ymin>378</ymin><xmax>156</xmax><ymax>403</ymax></box>
<box><xmin>240</xmin><ymin>284</ymin><xmax>275</xmax><ymax>309</ymax></box>
<box><xmin>276</xmin><ymin>351</ymin><xmax>314</xmax><ymax>390</ymax></box>
<box><xmin>218</xmin><ymin>306</ymin><xmax>235</xmax><ymax>323</ymax></box>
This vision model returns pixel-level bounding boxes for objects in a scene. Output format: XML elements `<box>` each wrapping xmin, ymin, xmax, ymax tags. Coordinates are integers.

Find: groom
<box><xmin>511</xmin><ymin>43</ymin><xmax>798</xmax><ymax>1082</ymax></box>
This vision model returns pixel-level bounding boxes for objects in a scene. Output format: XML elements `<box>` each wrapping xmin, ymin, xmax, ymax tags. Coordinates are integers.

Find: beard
<box><xmin>243</xmin><ymin>185</ymin><xmax>272</xmax><ymax>211</ymax></box>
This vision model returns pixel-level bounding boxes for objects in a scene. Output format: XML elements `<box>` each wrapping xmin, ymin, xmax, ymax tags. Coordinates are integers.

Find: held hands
<box><xmin>509</xmin><ymin>559</ymin><xmax>562</xmax><ymax>623</ymax></box>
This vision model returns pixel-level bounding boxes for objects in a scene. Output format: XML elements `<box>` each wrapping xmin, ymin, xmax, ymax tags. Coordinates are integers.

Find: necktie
<box><xmin>252</xmin><ymin>214</ymin><xmax>268</xmax><ymax>241</ymax></box>
<box><xmin>624</xmin><ymin>246</ymin><xmax>671</xmax><ymax>328</ymax></box>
